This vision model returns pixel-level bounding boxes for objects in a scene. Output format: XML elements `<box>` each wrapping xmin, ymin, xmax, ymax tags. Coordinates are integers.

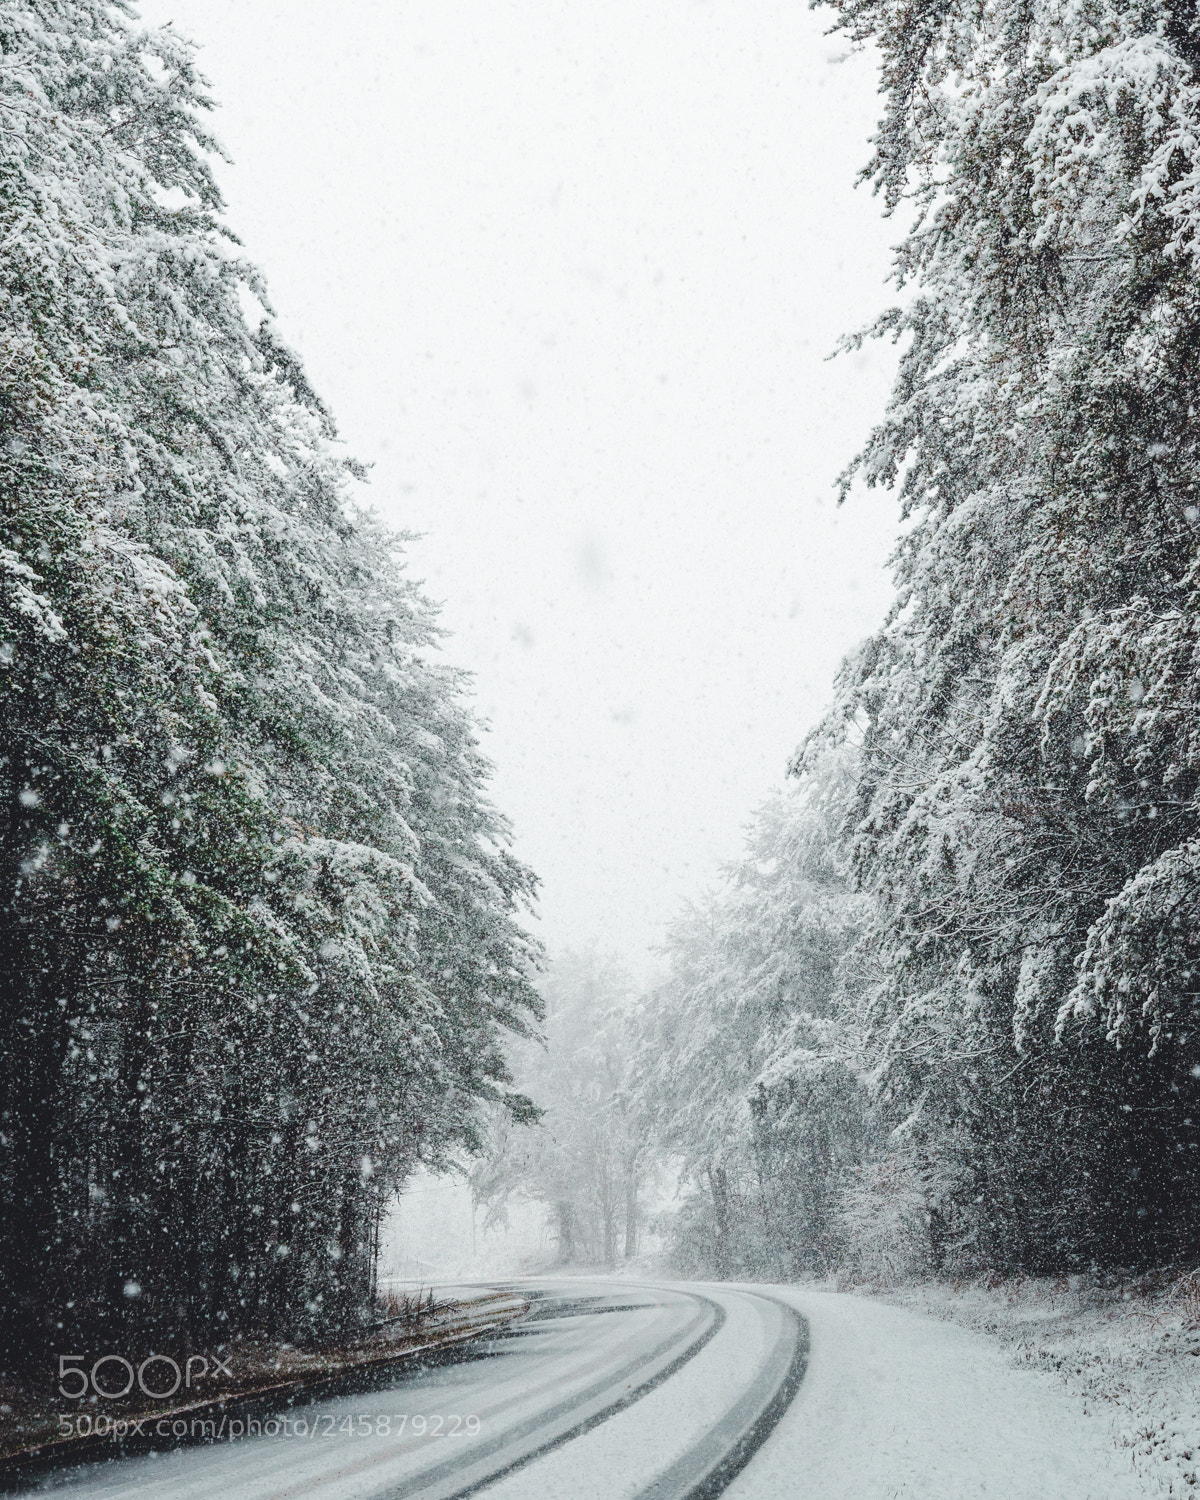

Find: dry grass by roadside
<box><xmin>844</xmin><ymin>1268</ymin><xmax>1200</xmax><ymax>1496</ymax></box>
<box><xmin>0</xmin><ymin>1288</ymin><xmax>527</xmax><ymax>1466</ymax></box>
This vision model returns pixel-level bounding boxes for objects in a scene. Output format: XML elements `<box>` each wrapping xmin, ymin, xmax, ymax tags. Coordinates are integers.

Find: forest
<box><xmin>5</xmin><ymin>0</ymin><xmax>1200</xmax><ymax>1382</ymax></box>
<box><xmin>481</xmin><ymin>0</ymin><xmax>1200</xmax><ymax>1281</ymax></box>
<box><xmin>0</xmin><ymin>0</ymin><xmax>540</xmax><ymax>1371</ymax></box>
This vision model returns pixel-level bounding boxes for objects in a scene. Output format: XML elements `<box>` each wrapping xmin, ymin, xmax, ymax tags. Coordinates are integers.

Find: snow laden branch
<box><xmin>0</xmin><ymin>0</ymin><xmax>540</xmax><ymax>1369</ymax></box>
<box><xmin>790</xmin><ymin>0</ymin><xmax>1200</xmax><ymax>1270</ymax></box>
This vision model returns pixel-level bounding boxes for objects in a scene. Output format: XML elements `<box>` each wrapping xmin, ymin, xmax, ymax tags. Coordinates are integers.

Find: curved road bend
<box><xmin>21</xmin><ymin>1281</ymin><xmax>808</xmax><ymax>1500</ymax></box>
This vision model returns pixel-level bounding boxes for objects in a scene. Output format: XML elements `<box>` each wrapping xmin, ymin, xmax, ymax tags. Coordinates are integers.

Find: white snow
<box><xmin>724</xmin><ymin>1285</ymin><xmax>1142</xmax><ymax>1498</ymax></box>
<box><xmin>30</xmin><ymin>1280</ymin><xmax>1165</xmax><ymax>1498</ymax></box>
<box><xmin>874</xmin><ymin>1275</ymin><xmax>1200</xmax><ymax>1499</ymax></box>
<box><xmin>476</xmin><ymin>1282</ymin><xmax>784</xmax><ymax>1500</ymax></box>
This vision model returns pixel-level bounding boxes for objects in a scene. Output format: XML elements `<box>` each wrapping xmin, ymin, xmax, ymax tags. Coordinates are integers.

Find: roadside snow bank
<box><xmin>723</xmin><ymin>1286</ymin><xmax>1138</xmax><ymax>1499</ymax></box>
<box><xmin>870</xmin><ymin>1273</ymin><xmax>1200</xmax><ymax>1498</ymax></box>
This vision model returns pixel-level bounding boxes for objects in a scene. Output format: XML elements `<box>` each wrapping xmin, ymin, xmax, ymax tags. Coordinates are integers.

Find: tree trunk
<box><xmin>708</xmin><ymin>1163</ymin><xmax>733</xmax><ymax>1279</ymax></box>
<box><xmin>623</xmin><ymin>1157</ymin><xmax>638</xmax><ymax>1260</ymax></box>
<box><xmin>555</xmin><ymin>1201</ymin><xmax>575</xmax><ymax>1263</ymax></box>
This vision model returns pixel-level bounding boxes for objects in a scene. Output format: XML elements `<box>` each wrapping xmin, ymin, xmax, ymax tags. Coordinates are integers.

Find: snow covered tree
<box><xmin>0</xmin><ymin>0</ymin><xmax>539</xmax><ymax>1368</ymax></box>
<box><xmin>801</xmin><ymin>0</ymin><xmax>1200</xmax><ymax>1268</ymax></box>
<box><xmin>633</xmin><ymin>756</ymin><xmax>870</xmax><ymax>1278</ymax></box>
<box><xmin>473</xmin><ymin>951</ymin><xmax>643</xmax><ymax>1268</ymax></box>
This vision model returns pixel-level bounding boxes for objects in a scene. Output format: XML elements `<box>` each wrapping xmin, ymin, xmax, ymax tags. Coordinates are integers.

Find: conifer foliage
<box><xmin>632</xmin><ymin>0</ymin><xmax>1200</xmax><ymax>1283</ymax></box>
<box><xmin>0</xmin><ymin>0</ymin><xmax>539</xmax><ymax>1368</ymax></box>
<box><xmin>797</xmin><ymin>0</ymin><xmax>1200</xmax><ymax>1267</ymax></box>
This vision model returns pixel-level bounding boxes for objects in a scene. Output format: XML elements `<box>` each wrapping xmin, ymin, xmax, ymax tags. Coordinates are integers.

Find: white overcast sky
<box><xmin>138</xmin><ymin>0</ymin><xmax>900</xmax><ymax>978</ymax></box>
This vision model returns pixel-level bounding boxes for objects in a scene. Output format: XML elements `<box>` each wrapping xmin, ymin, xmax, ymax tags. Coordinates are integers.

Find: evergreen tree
<box><xmin>0</xmin><ymin>0</ymin><xmax>539</xmax><ymax>1367</ymax></box>
<box><xmin>800</xmin><ymin>0</ymin><xmax>1200</xmax><ymax>1268</ymax></box>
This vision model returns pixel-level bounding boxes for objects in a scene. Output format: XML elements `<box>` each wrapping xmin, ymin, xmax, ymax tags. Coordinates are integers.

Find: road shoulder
<box><xmin>722</xmin><ymin>1285</ymin><xmax>1141</xmax><ymax>1499</ymax></box>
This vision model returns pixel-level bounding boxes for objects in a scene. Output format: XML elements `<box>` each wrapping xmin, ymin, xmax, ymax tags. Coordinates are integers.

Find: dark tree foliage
<box><xmin>795</xmin><ymin>0</ymin><xmax>1200</xmax><ymax>1269</ymax></box>
<box><xmin>0</xmin><ymin>0</ymin><xmax>539</xmax><ymax>1371</ymax></box>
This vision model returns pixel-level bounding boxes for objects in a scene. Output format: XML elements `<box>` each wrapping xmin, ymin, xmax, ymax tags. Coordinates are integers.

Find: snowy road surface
<box><xmin>21</xmin><ymin>1280</ymin><xmax>1140</xmax><ymax>1500</ymax></box>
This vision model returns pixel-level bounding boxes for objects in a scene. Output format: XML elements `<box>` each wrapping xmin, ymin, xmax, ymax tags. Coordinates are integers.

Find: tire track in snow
<box><xmin>631</xmin><ymin>1290</ymin><xmax>809</xmax><ymax>1500</ymax></box>
<box><xmin>383</xmin><ymin>1286</ymin><xmax>726</xmax><ymax>1499</ymax></box>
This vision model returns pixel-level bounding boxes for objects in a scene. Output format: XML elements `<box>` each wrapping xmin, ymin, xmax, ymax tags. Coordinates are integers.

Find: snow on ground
<box><xmin>862</xmin><ymin>1273</ymin><xmax>1200</xmax><ymax>1498</ymax></box>
<box><xmin>724</xmin><ymin>1284</ymin><xmax>1143</xmax><ymax>1499</ymax></box>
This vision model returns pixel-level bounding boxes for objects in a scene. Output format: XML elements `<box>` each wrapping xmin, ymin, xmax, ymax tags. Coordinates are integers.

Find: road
<box><xmin>22</xmin><ymin>1280</ymin><xmax>1141</xmax><ymax>1500</ymax></box>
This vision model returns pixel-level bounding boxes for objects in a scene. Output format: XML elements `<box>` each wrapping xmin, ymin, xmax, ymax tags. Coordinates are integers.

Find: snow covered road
<box><xmin>19</xmin><ymin>1280</ymin><xmax>1143</xmax><ymax>1500</ymax></box>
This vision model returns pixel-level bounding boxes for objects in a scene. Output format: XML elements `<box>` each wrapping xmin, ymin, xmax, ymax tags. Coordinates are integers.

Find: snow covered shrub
<box><xmin>837</xmin><ymin>1159</ymin><xmax>932</xmax><ymax>1286</ymax></box>
<box><xmin>1167</xmin><ymin>1269</ymin><xmax>1200</xmax><ymax>1330</ymax></box>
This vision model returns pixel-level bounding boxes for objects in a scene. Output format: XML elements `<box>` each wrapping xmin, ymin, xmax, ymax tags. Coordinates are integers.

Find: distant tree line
<box><xmin>0</xmin><ymin>0</ymin><xmax>539</xmax><ymax>1372</ymax></box>
<box><xmin>473</xmin><ymin>952</ymin><xmax>644</xmax><ymax>1269</ymax></box>
<box><xmin>631</xmin><ymin>760</ymin><xmax>873</xmax><ymax>1279</ymax></box>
